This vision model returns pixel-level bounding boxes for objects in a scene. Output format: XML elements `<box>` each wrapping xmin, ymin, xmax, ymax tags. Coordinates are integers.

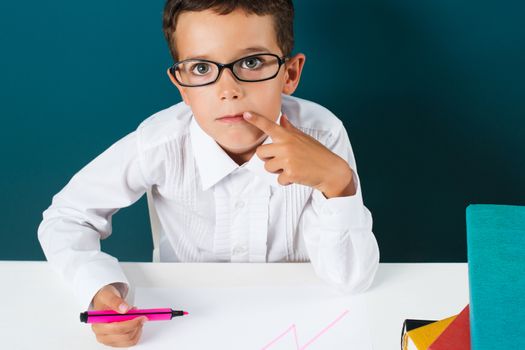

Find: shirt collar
<box><xmin>190</xmin><ymin>112</ymin><xmax>282</xmax><ymax>191</ymax></box>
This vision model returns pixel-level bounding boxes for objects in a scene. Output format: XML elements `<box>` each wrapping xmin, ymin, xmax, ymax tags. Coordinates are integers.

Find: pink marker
<box><xmin>80</xmin><ymin>308</ymin><xmax>189</xmax><ymax>324</ymax></box>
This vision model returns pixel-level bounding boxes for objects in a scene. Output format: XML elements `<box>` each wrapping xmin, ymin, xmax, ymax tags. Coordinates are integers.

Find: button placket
<box><xmin>231</xmin><ymin>192</ymin><xmax>249</xmax><ymax>261</ymax></box>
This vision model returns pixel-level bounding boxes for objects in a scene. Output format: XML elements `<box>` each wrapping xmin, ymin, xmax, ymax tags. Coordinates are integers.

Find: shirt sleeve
<box><xmin>37</xmin><ymin>131</ymin><xmax>150</xmax><ymax>309</ymax></box>
<box><xmin>300</xmin><ymin>123</ymin><xmax>380</xmax><ymax>294</ymax></box>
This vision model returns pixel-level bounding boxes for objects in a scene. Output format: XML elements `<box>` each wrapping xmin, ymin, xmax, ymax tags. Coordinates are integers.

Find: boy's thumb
<box><xmin>99</xmin><ymin>285</ymin><xmax>129</xmax><ymax>314</ymax></box>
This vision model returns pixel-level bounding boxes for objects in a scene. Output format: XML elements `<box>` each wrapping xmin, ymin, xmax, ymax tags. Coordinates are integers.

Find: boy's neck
<box><xmin>223</xmin><ymin>148</ymin><xmax>257</xmax><ymax>166</ymax></box>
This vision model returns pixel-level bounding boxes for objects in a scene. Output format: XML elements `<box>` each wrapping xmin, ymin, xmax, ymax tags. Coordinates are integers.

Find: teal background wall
<box><xmin>1</xmin><ymin>1</ymin><xmax>524</xmax><ymax>262</ymax></box>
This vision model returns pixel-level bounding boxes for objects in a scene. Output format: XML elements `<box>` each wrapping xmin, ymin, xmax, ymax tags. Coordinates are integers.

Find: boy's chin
<box><xmin>217</xmin><ymin>132</ymin><xmax>266</xmax><ymax>150</ymax></box>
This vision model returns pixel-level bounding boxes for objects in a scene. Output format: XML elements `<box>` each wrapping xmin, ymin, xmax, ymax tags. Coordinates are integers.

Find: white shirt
<box><xmin>38</xmin><ymin>94</ymin><xmax>380</xmax><ymax>309</ymax></box>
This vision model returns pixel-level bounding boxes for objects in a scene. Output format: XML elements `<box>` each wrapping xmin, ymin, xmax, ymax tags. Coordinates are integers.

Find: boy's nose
<box><xmin>217</xmin><ymin>69</ymin><xmax>243</xmax><ymax>100</ymax></box>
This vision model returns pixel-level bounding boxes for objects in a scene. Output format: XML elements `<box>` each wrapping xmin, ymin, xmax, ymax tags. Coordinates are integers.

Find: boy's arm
<box><xmin>243</xmin><ymin>112</ymin><xmax>379</xmax><ymax>293</ymax></box>
<box><xmin>300</xmin><ymin>124</ymin><xmax>379</xmax><ymax>293</ymax></box>
<box><xmin>301</xmin><ymin>175</ymin><xmax>379</xmax><ymax>293</ymax></box>
<box><xmin>37</xmin><ymin>131</ymin><xmax>151</xmax><ymax>309</ymax></box>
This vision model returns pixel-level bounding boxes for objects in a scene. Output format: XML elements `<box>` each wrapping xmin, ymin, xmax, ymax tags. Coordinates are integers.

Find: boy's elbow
<box><xmin>325</xmin><ymin>250</ymin><xmax>380</xmax><ymax>295</ymax></box>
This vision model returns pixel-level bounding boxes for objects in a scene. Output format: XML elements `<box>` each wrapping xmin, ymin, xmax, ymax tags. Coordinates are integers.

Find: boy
<box><xmin>38</xmin><ymin>0</ymin><xmax>379</xmax><ymax>347</ymax></box>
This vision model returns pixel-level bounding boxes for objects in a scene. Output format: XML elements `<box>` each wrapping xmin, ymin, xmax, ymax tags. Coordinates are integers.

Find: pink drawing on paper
<box><xmin>260</xmin><ymin>310</ymin><xmax>350</xmax><ymax>350</ymax></box>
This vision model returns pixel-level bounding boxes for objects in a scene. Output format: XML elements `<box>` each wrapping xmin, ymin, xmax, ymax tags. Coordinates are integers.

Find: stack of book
<box><xmin>401</xmin><ymin>204</ymin><xmax>525</xmax><ymax>349</ymax></box>
<box><xmin>401</xmin><ymin>305</ymin><xmax>470</xmax><ymax>350</ymax></box>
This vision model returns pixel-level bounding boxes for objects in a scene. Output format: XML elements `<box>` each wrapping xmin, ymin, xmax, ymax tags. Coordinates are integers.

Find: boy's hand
<box><xmin>91</xmin><ymin>284</ymin><xmax>146</xmax><ymax>348</ymax></box>
<box><xmin>243</xmin><ymin>112</ymin><xmax>356</xmax><ymax>198</ymax></box>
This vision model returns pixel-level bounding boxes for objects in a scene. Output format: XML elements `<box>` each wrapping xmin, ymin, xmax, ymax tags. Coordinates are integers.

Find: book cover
<box><xmin>428</xmin><ymin>305</ymin><xmax>470</xmax><ymax>350</ymax></box>
<box><xmin>403</xmin><ymin>315</ymin><xmax>456</xmax><ymax>350</ymax></box>
<box><xmin>467</xmin><ymin>204</ymin><xmax>525</xmax><ymax>350</ymax></box>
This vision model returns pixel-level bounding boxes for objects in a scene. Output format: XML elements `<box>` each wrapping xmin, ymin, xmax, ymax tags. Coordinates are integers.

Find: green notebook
<box><xmin>466</xmin><ymin>204</ymin><xmax>525</xmax><ymax>350</ymax></box>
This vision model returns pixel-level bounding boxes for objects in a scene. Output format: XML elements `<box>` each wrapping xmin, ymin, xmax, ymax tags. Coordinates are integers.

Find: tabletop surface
<box><xmin>0</xmin><ymin>261</ymin><xmax>469</xmax><ymax>350</ymax></box>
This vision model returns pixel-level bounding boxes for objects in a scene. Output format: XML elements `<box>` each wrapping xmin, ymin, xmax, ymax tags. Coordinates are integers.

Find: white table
<box><xmin>0</xmin><ymin>262</ymin><xmax>469</xmax><ymax>349</ymax></box>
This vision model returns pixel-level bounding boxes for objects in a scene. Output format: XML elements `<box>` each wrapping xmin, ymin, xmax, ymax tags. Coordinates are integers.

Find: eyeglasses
<box><xmin>169</xmin><ymin>53</ymin><xmax>288</xmax><ymax>87</ymax></box>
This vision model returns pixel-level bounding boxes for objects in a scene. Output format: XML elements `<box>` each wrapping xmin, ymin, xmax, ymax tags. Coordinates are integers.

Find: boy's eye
<box><xmin>240</xmin><ymin>57</ymin><xmax>263</xmax><ymax>69</ymax></box>
<box><xmin>191</xmin><ymin>63</ymin><xmax>212</xmax><ymax>75</ymax></box>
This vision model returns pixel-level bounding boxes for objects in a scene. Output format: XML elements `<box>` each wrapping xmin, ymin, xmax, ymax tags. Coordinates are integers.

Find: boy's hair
<box><xmin>162</xmin><ymin>0</ymin><xmax>294</xmax><ymax>62</ymax></box>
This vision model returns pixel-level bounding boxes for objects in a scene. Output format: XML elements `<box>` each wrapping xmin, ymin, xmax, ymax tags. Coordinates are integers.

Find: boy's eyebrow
<box><xmin>182</xmin><ymin>46</ymin><xmax>274</xmax><ymax>61</ymax></box>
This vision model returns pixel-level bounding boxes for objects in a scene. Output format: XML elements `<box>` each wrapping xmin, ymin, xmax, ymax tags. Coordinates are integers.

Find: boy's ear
<box><xmin>282</xmin><ymin>53</ymin><xmax>306</xmax><ymax>95</ymax></box>
<box><xmin>166</xmin><ymin>68</ymin><xmax>191</xmax><ymax>105</ymax></box>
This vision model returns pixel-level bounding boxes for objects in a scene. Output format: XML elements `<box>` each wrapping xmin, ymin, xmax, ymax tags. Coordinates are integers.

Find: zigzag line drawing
<box><xmin>260</xmin><ymin>310</ymin><xmax>350</xmax><ymax>350</ymax></box>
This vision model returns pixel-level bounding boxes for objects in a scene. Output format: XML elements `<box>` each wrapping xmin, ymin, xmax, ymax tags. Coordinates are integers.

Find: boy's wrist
<box><xmin>317</xmin><ymin>163</ymin><xmax>356</xmax><ymax>199</ymax></box>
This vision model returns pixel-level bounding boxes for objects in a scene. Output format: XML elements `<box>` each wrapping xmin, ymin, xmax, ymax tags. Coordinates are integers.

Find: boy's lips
<box><xmin>217</xmin><ymin>113</ymin><xmax>245</xmax><ymax>123</ymax></box>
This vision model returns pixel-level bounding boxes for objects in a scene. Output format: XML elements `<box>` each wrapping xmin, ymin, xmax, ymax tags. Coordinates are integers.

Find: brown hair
<box><xmin>162</xmin><ymin>0</ymin><xmax>294</xmax><ymax>61</ymax></box>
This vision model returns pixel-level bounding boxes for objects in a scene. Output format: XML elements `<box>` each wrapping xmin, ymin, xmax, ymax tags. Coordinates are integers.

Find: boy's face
<box><xmin>168</xmin><ymin>9</ymin><xmax>305</xmax><ymax>160</ymax></box>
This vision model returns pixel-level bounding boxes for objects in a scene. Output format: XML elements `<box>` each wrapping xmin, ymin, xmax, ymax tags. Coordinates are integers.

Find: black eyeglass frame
<box><xmin>169</xmin><ymin>53</ymin><xmax>288</xmax><ymax>87</ymax></box>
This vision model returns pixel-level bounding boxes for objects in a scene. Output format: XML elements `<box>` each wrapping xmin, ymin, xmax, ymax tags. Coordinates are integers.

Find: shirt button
<box><xmin>233</xmin><ymin>245</ymin><xmax>247</xmax><ymax>255</ymax></box>
<box><xmin>235</xmin><ymin>201</ymin><xmax>245</xmax><ymax>209</ymax></box>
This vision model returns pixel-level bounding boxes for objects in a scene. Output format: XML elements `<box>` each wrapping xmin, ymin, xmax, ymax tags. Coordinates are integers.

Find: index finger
<box><xmin>243</xmin><ymin>112</ymin><xmax>282</xmax><ymax>137</ymax></box>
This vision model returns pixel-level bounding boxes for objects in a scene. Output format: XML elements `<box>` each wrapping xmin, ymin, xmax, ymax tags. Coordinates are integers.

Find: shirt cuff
<box><xmin>311</xmin><ymin>172</ymin><xmax>365</xmax><ymax>232</ymax></box>
<box><xmin>73</xmin><ymin>258</ymin><xmax>130</xmax><ymax>310</ymax></box>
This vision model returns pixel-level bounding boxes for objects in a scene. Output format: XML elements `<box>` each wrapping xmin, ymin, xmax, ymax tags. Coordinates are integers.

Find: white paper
<box><xmin>133</xmin><ymin>286</ymin><xmax>373</xmax><ymax>350</ymax></box>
